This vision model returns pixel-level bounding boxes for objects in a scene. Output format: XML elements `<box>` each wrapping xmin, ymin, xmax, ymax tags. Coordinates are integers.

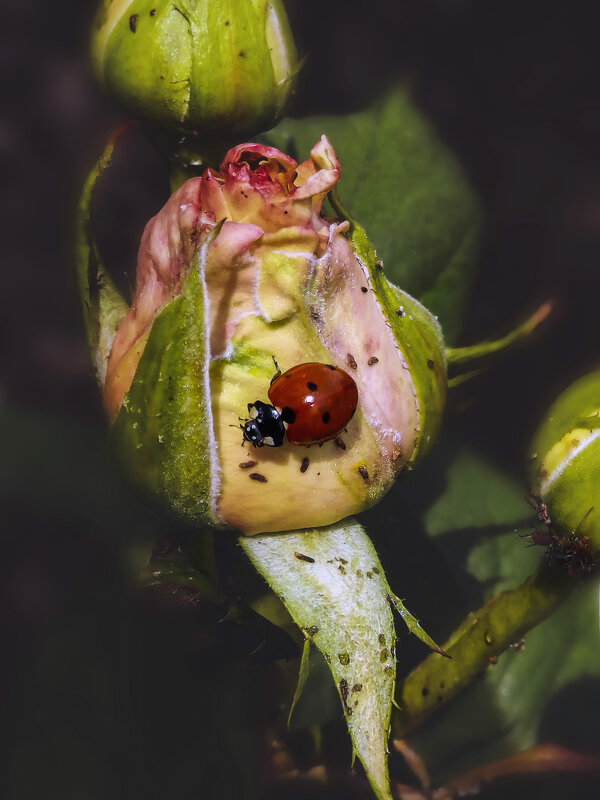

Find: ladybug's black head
<box><xmin>242</xmin><ymin>401</ymin><xmax>286</xmax><ymax>448</ymax></box>
<box><xmin>242</xmin><ymin>419</ymin><xmax>265</xmax><ymax>447</ymax></box>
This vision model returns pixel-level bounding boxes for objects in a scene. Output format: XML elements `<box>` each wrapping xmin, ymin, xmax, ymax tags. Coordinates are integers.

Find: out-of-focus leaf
<box><xmin>358</xmin><ymin>440</ymin><xmax>600</xmax><ymax>781</ymax></box>
<box><xmin>0</xmin><ymin>405</ymin><xmax>159</xmax><ymax>552</ymax></box>
<box><xmin>0</xmin><ymin>405</ymin><xmax>281</xmax><ymax>800</ymax></box>
<box><xmin>264</xmin><ymin>87</ymin><xmax>481</xmax><ymax>342</ymax></box>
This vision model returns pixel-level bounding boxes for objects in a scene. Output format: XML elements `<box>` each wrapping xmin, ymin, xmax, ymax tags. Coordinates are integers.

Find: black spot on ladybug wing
<box><xmin>326</xmin><ymin>364</ymin><xmax>336</xmax><ymax>370</ymax></box>
<box><xmin>322</xmin><ymin>411</ymin><xmax>330</xmax><ymax>424</ymax></box>
<box><xmin>280</xmin><ymin>406</ymin><xmax>296</xmax><ymax>424</ymax></box>
<box><xmin>307</xmin><ymin>381</ymin><xmax>317</xmax><ymax>391</ymax></box>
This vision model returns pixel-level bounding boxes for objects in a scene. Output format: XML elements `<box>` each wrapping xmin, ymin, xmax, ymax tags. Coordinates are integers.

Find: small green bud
<box><xmin>91</xmin><ymin>0</ymin><xmax>298</xmax><ymax>136</ymax></box>
<box><xmin>529</xmin><ymin>371</ymin><xmax>600</xmax><ymax>553</ymax></box>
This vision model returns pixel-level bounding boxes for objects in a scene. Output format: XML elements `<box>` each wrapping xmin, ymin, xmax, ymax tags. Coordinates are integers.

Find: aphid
<box><xmin>294</xmin><ymin>552</ymin><xmax>315</xmax><ymax>563</ymax></box>
<box><xmin>242</xmin><ymin>361</ymin><xmax>358</xmax><ymax>447</ymax></box>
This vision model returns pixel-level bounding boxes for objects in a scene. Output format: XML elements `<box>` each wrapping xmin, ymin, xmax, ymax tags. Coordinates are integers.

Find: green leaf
<box><xmin>362</xmin><ymin>440</ymin><xmax>600</xmax><ymax>780</ymax></box>
<box><xmin>111</xmin><ymin>236</ymin><xmax>218</xmax><ymax>527</ymax></box>
<box><xmin>264</xmin><ymin>87</ymin><xmax>481</xmax><ymax>342</ymax></box>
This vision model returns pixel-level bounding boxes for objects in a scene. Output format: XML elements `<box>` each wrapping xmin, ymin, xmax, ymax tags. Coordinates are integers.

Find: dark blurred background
<box><xmin>2</xmin><ymin>1</ymin><xmax>600</xmax><ymax>797</ymax></box>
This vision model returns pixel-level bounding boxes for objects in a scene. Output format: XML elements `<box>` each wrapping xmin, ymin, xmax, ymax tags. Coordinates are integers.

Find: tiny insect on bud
<box><xmin>528</xmin><ymin>370</ymin><xmax>600</xmax><ymax>563</ymax></box>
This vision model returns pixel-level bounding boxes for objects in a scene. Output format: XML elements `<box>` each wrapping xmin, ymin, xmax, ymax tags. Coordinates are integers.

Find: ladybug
<box><xmin>242</xmin><ymin>362</ymin><xmax>358</xmax><ymax>447</ymax></box>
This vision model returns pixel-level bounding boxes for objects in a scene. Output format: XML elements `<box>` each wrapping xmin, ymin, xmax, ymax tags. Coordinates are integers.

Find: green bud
<box><xmin>529</xmin><ymin>371</ymin><xmax>600</xmax><ymax>553</ymax></box>
<box><xmin>91</xmin><ymin>0</ymin><xmax>298</xmax><ymax>136</ymax></box>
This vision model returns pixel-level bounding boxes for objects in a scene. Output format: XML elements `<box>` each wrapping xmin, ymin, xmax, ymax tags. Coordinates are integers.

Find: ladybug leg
<box><xmin>270</xmin><ymin>355</ymin><xmax>282</xmax><ymax>384</ymax></box>
<box><xmin>230</xmin><ymin>422</ymin><xmax>247</xmax><ymax>446</ymax></box>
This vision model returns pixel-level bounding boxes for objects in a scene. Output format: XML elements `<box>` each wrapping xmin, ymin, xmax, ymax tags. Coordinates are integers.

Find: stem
<box><xmin>145</xmin><ymin>126</ymin><xmax>233</xmax><ymax>191</ymax></box>
<box><xmin>393</xmin><ymin>565</ymin><xmax>574</xmax><ymax>737</ymax></box>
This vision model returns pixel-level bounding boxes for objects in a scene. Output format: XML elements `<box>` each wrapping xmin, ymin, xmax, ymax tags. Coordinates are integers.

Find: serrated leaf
<box><xmin>264</xmin><ymin>87</ymin><xmax>481</xmax><ymax>342</ymax></box>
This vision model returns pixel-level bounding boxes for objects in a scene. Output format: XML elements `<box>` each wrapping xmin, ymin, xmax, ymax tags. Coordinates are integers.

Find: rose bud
<box><xmin>90</xmin><ymin>0</ymin><xmax>298</xmax><ymax>137</ymax></box>
<box><xmin>529</xmin><ymin>370</ymin><xmax>600</xmax><ymax>559</ymax></box>
<box><xmin>86</xmin><ymin>137</ymin><xmax>445</xmax><ymax>535</ymax></box>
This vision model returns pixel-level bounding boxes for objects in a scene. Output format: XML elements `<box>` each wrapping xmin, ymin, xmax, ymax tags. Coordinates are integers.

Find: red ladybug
<box><xmin>242</xmin><ymin>362</ymin><xmax>358</xmax><ymax>447</ymax></box>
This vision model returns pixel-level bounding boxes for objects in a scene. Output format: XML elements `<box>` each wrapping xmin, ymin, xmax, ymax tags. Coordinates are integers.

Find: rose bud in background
<box><xmin>529</xmin><ymin>370</ymin><xmax>600</xmax><ymax>572</ymax></box>
<box><xmin>91</xmin><ymin>0</ymin><xmax>298</xmax><ymax>138</ymax></box>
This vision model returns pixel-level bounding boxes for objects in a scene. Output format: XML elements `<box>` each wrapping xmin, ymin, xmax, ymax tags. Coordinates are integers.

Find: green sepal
<box><xmin>111</xmin><ymin>232</ymin><xmax>219</xmax><ymax>528</ymax></box>
<box><xmin>446</xmin><ymin>300</ymin><xmax>553</xmax><ymax>382</ymax></box>
<box><xmin>393</xmin><ymin>564</ymin><xmax>573</xmax><ymax>738</ymax></box>
<box><xmin>387</xmin><ymin>593</ymin><xmax>449</xmax><ymax>657</ymax></box>
<box><xmin>241</xmin><ymin>519</ymin><xmax>445</xmax><ymax>800</ymax></box>
<box><xmin>241</xmin><ymin>519</ymin><xmax>395</xmax><ymax>800</ymax></box>
<box><xmin>76</xmin><ymin>127</ymin><xmax>130</xmax><ymax>385</ymax></box>
<box><xmin>330</xmin><ymin>191</ymin><xmax>446</xmax><ymax>462</ymax></box>
<box><xmin>287</xmin><ymin>639</ymin><xmax>311</xmax><ymax>728</ymax></box>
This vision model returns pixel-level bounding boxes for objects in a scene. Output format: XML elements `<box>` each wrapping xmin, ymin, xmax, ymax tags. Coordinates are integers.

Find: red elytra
<box><xmin>268</xmin><ymin>362</ymin><xmax>358</xmax><ymax>445</ymax></box>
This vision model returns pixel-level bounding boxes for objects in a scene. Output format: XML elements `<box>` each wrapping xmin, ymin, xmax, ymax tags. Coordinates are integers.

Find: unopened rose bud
<box><xmin>89</xmin><ymin>137</ymin><xmax>445</xmax><ymax>535</ymax></box>
<box><xmin>529</xmin><ymin>370</ymin><xmax>600</xmax><ymax>558</ymax></box>
<box><xmin>91</xmin><ymin>0</ymin><xmax>298</xmax><ymax>136</ymax></box>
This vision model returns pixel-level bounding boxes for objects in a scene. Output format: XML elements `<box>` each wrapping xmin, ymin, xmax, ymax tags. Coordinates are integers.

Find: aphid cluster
<box><xmin>526</xmin><ymin>496</ymin><xmax>598</xmax><ymax>577</ymax></box>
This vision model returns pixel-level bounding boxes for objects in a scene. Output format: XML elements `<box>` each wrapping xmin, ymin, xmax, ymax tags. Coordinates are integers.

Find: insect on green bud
<box><xmin>80</xmin><ymin>136</ymin><xmax>446</xmax><ymax>535</ymax></box>
<box><xmin>91</xmin><ymin>0</ymin><xmax>298</xmax><ymax>137</ymax></box>
<box><xmin>529</xmin><ymin>370</ymin><xmax>600</xmax><ymax>571</ymax></box>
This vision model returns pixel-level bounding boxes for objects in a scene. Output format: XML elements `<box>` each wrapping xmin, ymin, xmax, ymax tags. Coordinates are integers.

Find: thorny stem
<box><xmin>393</xmin><ymin>564</ymin><xmax>574</xmax><ymax>737</ymax></box>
